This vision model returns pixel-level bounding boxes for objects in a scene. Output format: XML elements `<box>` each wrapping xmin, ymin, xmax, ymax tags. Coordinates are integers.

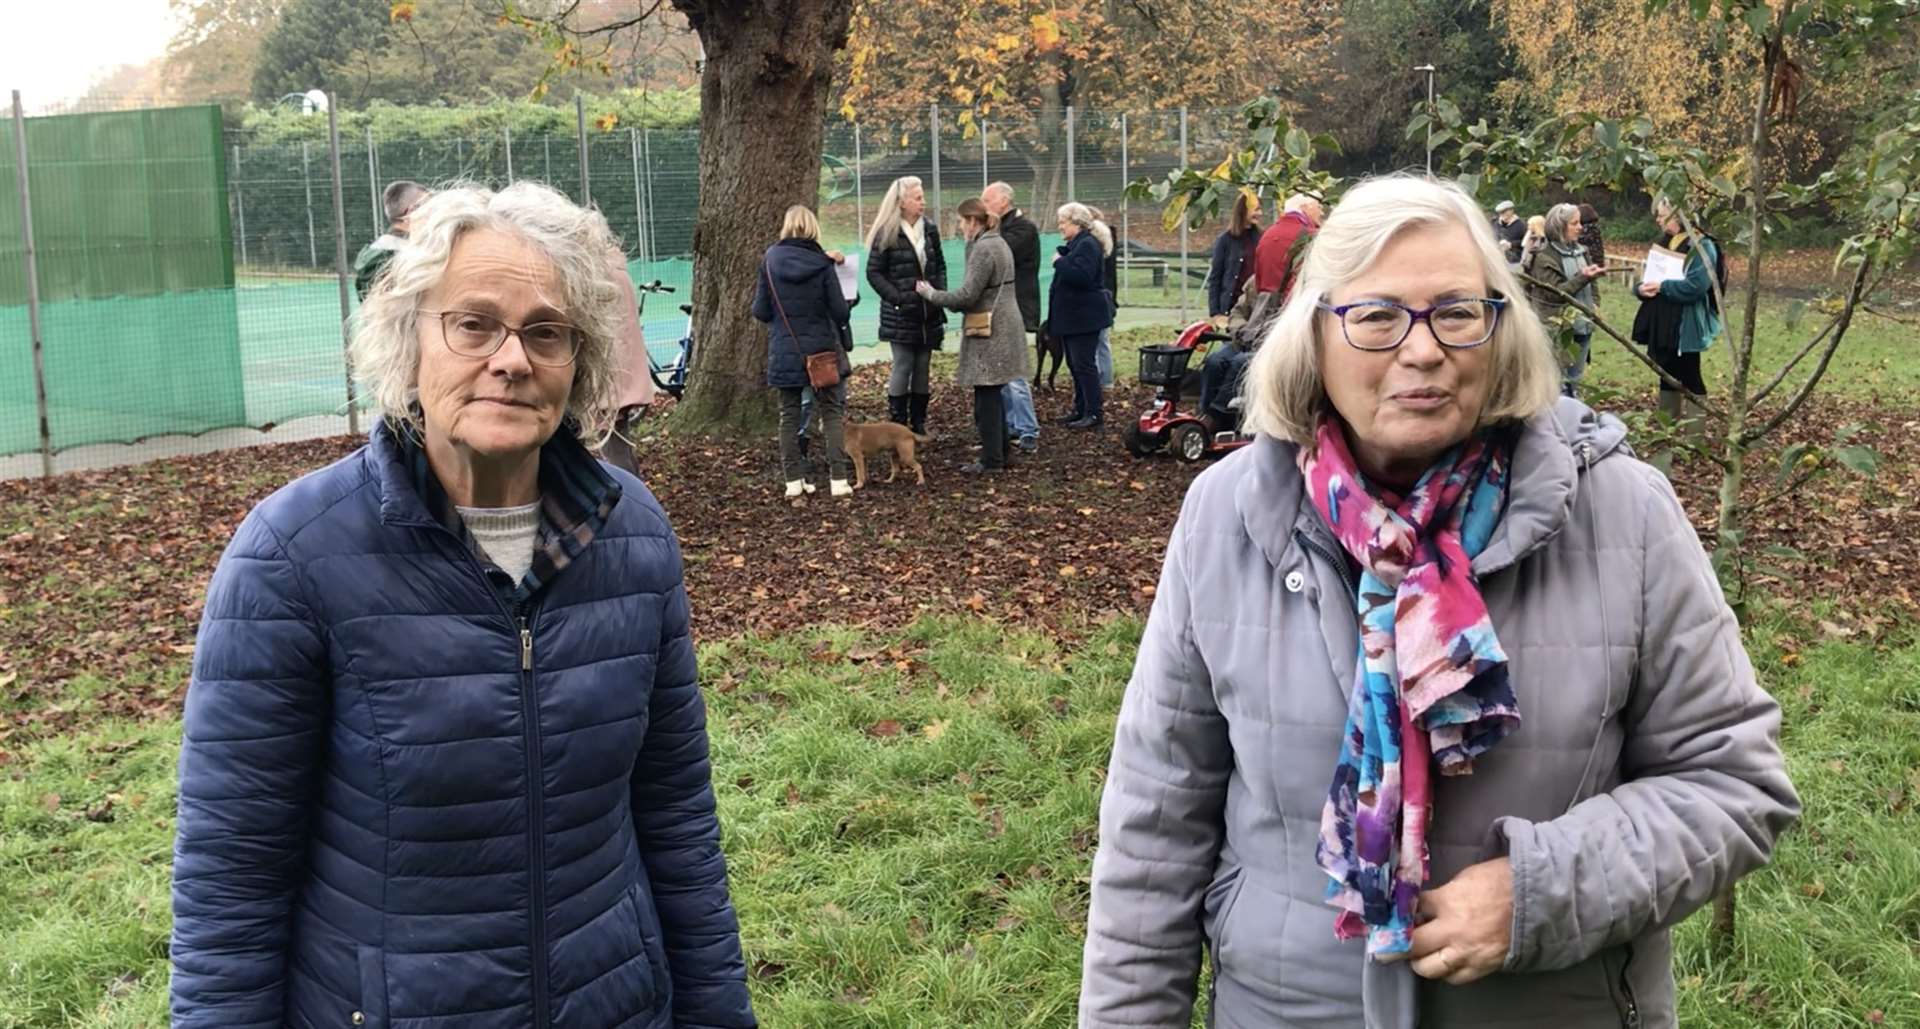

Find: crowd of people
<box><xmin>751</xmin><ymin>177</ymin><xmax>1118</xmax><ymax>493</ymax></box>
<box><xmin>1488</xmin><ymin>193</ymin><xmax>1723</xmax><ymax>471</ymax></box>
<box><xmin>172</xmin><ymin>173</ymin><xmax>1793</xmax><ymax>1029</ymax></box>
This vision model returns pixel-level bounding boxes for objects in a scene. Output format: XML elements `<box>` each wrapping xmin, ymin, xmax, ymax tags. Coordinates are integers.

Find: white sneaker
<box><xmin>830</xmin><ymin>479</ymin><xmax>852</xmax><ymax>497</ymax></box>
<box><xmin>784</xmin><ymin>479</ymin><xmax>807</xmax><ymax>498</ymax></box>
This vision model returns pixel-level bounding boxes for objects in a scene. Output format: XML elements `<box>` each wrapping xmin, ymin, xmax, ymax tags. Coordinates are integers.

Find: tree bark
<box><xmin>1708</xmin><ymin>7</ymin><xmax>1787</xmax><ymax>962</ymax></box>
<box><xmin>669</xmin><ymin>0</ymin><xmax>854</xmax><ymax>432</ymax></box>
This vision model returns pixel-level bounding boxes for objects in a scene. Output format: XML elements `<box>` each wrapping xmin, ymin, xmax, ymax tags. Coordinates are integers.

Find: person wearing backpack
<box><xmin>1632</xmin><ymin>197</ymin><xmax>1725</xmax><ymax>474</ymax></box>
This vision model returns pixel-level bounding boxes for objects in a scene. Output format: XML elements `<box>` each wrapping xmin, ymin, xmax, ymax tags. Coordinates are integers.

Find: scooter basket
<box><xmin>1137</xmin><ymin>345</ymin><xmax>1195</xmax><ymax>388</ymax></box>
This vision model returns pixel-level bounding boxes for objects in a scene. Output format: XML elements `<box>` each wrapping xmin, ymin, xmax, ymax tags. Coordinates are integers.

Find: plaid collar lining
<box><xmin>398</xmin><ymin>419</ymin><xmax>622</xmax><ymax>598</ymax></box>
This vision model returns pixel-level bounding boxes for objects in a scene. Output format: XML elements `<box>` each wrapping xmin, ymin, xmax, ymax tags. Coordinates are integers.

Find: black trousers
<box><xmin>1060</xmin><ymin>331</ymin><xmax>1103</xmax><ymax>421</ymax></box>
<box><xmin>972</xmin><ymin>385</ymin><xmax>1009</xmax><ymax>468</ymax></box>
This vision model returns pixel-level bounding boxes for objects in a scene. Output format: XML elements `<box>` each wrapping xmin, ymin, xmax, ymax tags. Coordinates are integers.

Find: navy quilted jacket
<box><xmin>169</xmin><ymin>420</ymin><xmax>756</xmax><ymax>1028</ymax></box>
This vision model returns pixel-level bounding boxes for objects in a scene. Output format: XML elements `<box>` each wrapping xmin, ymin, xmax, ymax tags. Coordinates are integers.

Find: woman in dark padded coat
<box><xmin>754</xmin><ymin>204</ymin><xmax>853</xmax><ymax>499</ymax></box>
<box><xmin>168</xmin><ymin>182</ymin><xmax>754</xmax><ymax>1029</ymax></box>
<box><xmin>865</xmin><ymin>174</ymin><xmax>948</xmax><ymax>434</ymax></box>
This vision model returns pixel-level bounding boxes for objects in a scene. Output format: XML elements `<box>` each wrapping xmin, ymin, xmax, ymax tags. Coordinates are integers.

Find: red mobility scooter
<box><xmin>1123</xmin><ymin>321</ymin><xmax>1256</xmax><ymax>462</ymax></box>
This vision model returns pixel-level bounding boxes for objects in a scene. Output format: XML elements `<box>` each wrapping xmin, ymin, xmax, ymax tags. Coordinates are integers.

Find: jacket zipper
<box><xmin>418</xmin><ymin>526</ymin><xmax>553</xmax><ymax>1027</ymax></box>
<box><xmin>517</xmin><ymin>601</ymin><xmax>550</xmax><ymax>1029</ymax></box>
<box><xmin>1616</xmin><ymin>943</ymin><xmax>1640</xmax><ymax>1029</ymax></box>
<box><xmin>1295</xmin><ymin>529</ymin><xmax>1358</xmax><ymax>600</ymax></box>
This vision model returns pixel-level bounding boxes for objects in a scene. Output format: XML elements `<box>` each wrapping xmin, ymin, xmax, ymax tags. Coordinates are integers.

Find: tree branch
<box><xmin>1517</xmin><ymin>271</ymin><xmax>1725</xmax><ymax>422</ymax></box>
<box><xmin>1747</xmin><ymin>307</ymin><xmax>1842</xmax><ymax>408</ymax></box>
<box><xmin>1740</xmin><ymin>249</ymin><xmax>1875</xmax><ymax>445</ymax></box>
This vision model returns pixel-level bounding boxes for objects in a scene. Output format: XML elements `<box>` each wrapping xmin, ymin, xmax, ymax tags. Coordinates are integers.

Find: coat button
<box><xmin>1284</xmin><ymin>571</ymin><xmax>1305</xmax><ymax>593</ymax></box>
<box><xmin>351</xmin><ymin>1013</ymin><xmax>365</xmax><ymax>1026</ymax></box>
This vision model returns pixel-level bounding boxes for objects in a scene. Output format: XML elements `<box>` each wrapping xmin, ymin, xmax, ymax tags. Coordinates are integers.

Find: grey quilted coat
<box><xmin>1079</xmin><ymin>398</ymin><xmax>1798</xmax><ymax>1029</ymax></box>
<box><xmin>927</xmin><ymin>228</ymin><xmax>1029</xmax><ymax>389</ymax></box>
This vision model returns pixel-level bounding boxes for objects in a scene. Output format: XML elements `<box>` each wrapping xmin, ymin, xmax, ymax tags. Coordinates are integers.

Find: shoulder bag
<box><xmin>766</xmin><ymin>263</ymin><xmax>840</xmax><ymax>389</ymax></box>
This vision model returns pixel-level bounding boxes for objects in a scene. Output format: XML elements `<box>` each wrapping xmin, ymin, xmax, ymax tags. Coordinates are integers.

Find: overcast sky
<box><xmin>2</xmin><ymin>0</ymin><xmax>176</xmax><ymax>110</ymax></box>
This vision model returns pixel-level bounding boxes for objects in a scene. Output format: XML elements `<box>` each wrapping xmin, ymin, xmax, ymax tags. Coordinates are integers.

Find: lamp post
<box><xmin>1415</xmin><ymin>64</ymin><xmax>1437</xmax><ymax>175</ymax></box>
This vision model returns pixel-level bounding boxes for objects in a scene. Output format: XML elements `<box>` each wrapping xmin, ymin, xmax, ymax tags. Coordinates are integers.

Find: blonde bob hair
<box><xmin>781</xmin><ymin>204</ymin><xmax>822</xmax><ymax>241</ymax></box>
<box><xmin>1240</xmin><ymin>174</ymin><xmax>1561</xmax><ymax>446</ymax></box>
<box><xmin>351</xmin><ymin>181</ymin><xmax>627</xmax><ymax>442</ymax></box>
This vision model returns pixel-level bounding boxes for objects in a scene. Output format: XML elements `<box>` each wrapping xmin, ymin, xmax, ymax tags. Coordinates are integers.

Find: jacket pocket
<box><xmin>1201</xmin><ymin>864</ymin><xmax>1248</xmax><ymax>958</ymax></box>
<box><xmin>1598</xmin><ymin>944</ymin><xmax>1641</xmax><ymax>1029</ymax></box>
<box><xmin>355</xmin><ymin>945</ymin><xmax>388</xmax><ymax>1027</ymax></box>
<box><xmin>626</xmin><ymin>884</ymin><xmax>666</xmax><ymax>1013</ymax></box>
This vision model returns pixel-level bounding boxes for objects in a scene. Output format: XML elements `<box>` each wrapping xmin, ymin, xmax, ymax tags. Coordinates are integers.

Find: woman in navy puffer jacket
<box><xmin>753</xmin><ymin>203</ymin><xmax>853</xmax><ymax>498</ymax></box>
<box><xmin>168</xmin><ymin>181</ymin><xmax>756</xmax><ymax>1029</ymax></box>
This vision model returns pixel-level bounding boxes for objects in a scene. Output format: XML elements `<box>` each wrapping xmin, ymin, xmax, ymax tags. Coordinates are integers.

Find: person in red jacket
<box><xmin>1250</xmin><ymin>194</ymin><xmax>1323</xmax><ymax>296</ymax></box>
<box><xmin>1198</xmin><ymin>194</ymin><xmax>1322</xmax><ymax>436</ymax></box>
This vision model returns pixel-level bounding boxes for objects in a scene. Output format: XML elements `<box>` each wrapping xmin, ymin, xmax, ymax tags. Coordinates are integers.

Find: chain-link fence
<box><xmin>3</xmin><ymin>92</ymin><xmax>1272</xmax><ymax>478</ymax></box>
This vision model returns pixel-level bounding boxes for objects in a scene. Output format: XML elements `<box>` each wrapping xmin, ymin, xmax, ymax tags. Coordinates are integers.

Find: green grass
<box><xmin>4</xmin><ymin>613</ymin><xmax>1917</xmax><ymax>1026</ymax></box>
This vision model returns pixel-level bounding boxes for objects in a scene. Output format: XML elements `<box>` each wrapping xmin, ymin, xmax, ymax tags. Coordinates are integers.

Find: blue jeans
<box><xmin>1096</xmin><ymin>327</ymin><xmax>1114</xmax><ymax>387</ymax></box>
<box><xmin>1562</xmin><ymin>332</ymin><xmax>1592</xmax><ymax>397</ymax></box>
<box><xmin>1002</xmin><ymin>376</ymin><xmax>1039</xmax><ymax>441</ymax></box>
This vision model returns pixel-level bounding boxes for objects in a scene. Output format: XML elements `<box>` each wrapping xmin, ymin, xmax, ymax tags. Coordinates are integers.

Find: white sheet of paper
<box><xmin>1641</xmin><ymin>245</ymin><xmax>1686</xmax><ymax>287</ymax></box>
<box><xmin>836</xmin><ymin>254</ymin><xmax>860</xmax><ymax>301</ymax></box>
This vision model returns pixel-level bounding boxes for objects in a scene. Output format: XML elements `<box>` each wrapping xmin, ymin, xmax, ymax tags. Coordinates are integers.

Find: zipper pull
<box><xmin>520</xmin><ymin>621</ymin><xmax>533</xmax><ymax>671</ymax></box>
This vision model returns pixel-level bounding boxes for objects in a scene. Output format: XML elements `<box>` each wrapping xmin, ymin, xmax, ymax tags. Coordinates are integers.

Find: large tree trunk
<box><xmin>669</xmin><ymin>0</ymin><xmax>853</xmax><ymax>432</ymax></box>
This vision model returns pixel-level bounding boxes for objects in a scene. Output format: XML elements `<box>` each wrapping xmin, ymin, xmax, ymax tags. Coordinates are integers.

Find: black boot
<box><xmin>888</xmin><ymin>395</ymin><xmax>909</xmax><ymax>427</ymax></box>
<box><xmin>909</xmin><ymin>393</ymin><xmax>931</xmax><ymax>435</ymax></box>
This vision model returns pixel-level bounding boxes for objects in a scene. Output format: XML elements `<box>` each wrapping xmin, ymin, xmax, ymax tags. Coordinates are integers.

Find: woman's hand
<box><xmin>914</xmin><ymin>280</ymin><xmax>934</xmax><ymax>299</ymax></box>
<box><xmin>1636</xmin><ymin>281</ymin><xmax>1662</xmax><ymax>299</ymax></box>
<box><xmin>1389</xmin><ymin>857</ymin><xmax>1513</xmax><ymax>985</ymax></box>
<box><xmin>1582</xmin><ymin>264</ymin><xmax>1606</xmax><ymax>279</ymax></box>
<box><xmin>827</xmin><ymin>249</ymin><xmax>846</xmax><ymax>264</ymax></box>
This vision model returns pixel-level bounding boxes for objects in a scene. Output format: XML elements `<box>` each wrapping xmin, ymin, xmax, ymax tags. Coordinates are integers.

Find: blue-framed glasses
<box><xmin>1315</xmin><ymin>295</ymin><xmax>1507</xmax><ymax>352</ymax></box>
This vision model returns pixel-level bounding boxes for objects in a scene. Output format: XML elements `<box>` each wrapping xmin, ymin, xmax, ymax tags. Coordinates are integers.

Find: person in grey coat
<box><xmin>920</xmin><ymin>197</ymin><xmax>1028</xmax><ymax>473</ymax></box>
<box><xmin>1079</xmin><ymin>175</ymin><xmax>1797</xmax><ymax>1029</ymax></box>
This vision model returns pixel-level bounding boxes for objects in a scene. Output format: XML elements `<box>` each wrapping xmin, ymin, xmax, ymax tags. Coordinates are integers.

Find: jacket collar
<box><xmin>371</xmin><ymin>417</ymin><xmax>623</xmax><ymax>595</ymax></box>
<box><xmin>1244</xmin><ymin>397</ymin><xmax>1627</xmax><ymax>577</ymax></box>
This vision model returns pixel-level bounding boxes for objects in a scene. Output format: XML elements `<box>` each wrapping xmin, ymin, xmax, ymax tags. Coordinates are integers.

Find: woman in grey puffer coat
<box><xmin>1079</xmin><ymin>175</ymin><xmax>1797</xmax><ymax>1029</ymax></box>
<box><xmin>920</xmin><ymin>197</ymin><xmax>1029</xmax><ymax>473</ymax></box>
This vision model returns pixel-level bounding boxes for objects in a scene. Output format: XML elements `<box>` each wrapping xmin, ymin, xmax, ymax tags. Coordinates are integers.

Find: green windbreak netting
<box><xmin>0</xmin><ymin>105</ymin><xmax>244</xmax><ymax>454</ymax></box>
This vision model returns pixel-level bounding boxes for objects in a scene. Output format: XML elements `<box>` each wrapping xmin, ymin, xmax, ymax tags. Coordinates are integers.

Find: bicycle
<box><xmin>635</xmin><ymin>279</ymin><xmax>693</xmax><ymax>400</ymax></box>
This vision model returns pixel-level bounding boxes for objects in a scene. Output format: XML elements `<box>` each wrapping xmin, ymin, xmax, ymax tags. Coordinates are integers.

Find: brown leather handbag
<box><xmin>766</xmin><ymin>263</ymin><xmax>840</xmax><ymax>389</ymax></box>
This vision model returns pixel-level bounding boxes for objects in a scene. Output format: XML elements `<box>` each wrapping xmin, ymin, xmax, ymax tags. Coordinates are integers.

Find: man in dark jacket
<box><xmin>1492</xmin><ymin>199</ymin><xmax>1527</xmax><ymax>267</ymax></box>
<box><xmin>984</xmin><ymin>182</ymin><xmax>1041</xmax><ymax>451</ymax></box>
<box><xmin>352</xmin><ymin>180</ymin><xmax>427</xmax><ymax>300</ymax></box>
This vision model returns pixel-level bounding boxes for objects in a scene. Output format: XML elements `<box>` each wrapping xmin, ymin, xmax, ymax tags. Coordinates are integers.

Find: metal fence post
<box><xmin>929</xmin><ymin>103</ymin><xmax>942</xmax><ymax>226</ymax></box>
<box><xmin>853</xmin><ymin>121</ymin><xmax>864</xmax><ymax>243</ymax></box>
<box><xmin>504</xmin><ymin>124</ymin><xmax>514</xmax><ymax>183</ymax></box>
<box><xmin>637</xmin><ymin>127</ymin><xmax>652</xmax><ymax>261</ymax></box>
<box><xmin>1119</xmin><ymin>112</ymin><xmax>1128</xmax><ymax>306</ymax></box>
<box><xmin>1066</xmin><ymin>105</ymin><xmax>1076</xmax><ymax>200</ymax></box>
<box><xmin>233</xmin><ymin>144</ymin><xmax>248</xmax><ymax>266</ymax></box>
<box><xmin>543</xmin><ymin>135</ymin><xmax>551</xmax><ymax>183</ymax></box>
<box><xmin>1178</xmin><ymin>106</ymin><xmax>1189</xmax><ymax>323</ymax></box>
<box><xmin>302</xmin><ymin>140</ymin><xmax>318</xmax><ymax>267</ymax></box>
<box><xmin>980</xmin><ymin>118</ymin><xmax>988</xmax><ymax>188</ymax></box>
<box><xmin>365</xmin><ymin>125</ymin><xmax>380</xmax><ymax>237</ymax></box>
<box><xmin>640</xmin><ymin>129</ymin><xmax>655</xmax><ymax>260</ymax></box>
<box><xmin>575</xmin><ymin>94</ymin><xmax>590</xmax><ymax>206</ymax></box>
<box><xmin>10</xmin><ymin>90</ymin><xmax>53</xmax><ymax>477</ymax></box>
<box><xmin>329</xmin><ymin>95</ymin><xmax>360</xmax><ymax>435</ymax></box>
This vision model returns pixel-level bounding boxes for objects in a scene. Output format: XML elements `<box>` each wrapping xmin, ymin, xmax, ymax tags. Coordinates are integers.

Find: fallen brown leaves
<box><xmin>4</xmin><ymin>363</ymin><xmax>1918</xmax><ymax>743</ymax></box>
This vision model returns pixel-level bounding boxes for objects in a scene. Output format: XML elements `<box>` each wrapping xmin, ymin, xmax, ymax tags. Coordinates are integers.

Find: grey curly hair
<box><xmin>350</xmin><ymin>181</ymin><xmax>627</xmax><ymax>441</ymax></box>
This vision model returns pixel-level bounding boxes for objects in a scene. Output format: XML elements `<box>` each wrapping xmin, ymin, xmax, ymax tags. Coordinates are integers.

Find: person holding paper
<box><xmin>1523</xmin><ymin>203</ymin><xmax>1607</xmax><ymax>397</ymax></box>
<box><xmin>1631</xmin><ymin>197</ymin><xmax>1723</xmax><ymax>473</ymax></box>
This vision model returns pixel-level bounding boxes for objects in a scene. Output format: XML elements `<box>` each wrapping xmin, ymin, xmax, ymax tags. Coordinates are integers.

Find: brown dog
<box><xmin>841</xmin><ymin>420</ymin><xmax>930</xmax><ymax>488</ymax></box>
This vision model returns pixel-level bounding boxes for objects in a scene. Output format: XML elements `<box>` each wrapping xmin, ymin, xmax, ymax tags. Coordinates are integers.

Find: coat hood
<box><xmin>765</xmin><ymin>237</ymin><xmax>836</xmax><ymax>284</ymax></box>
